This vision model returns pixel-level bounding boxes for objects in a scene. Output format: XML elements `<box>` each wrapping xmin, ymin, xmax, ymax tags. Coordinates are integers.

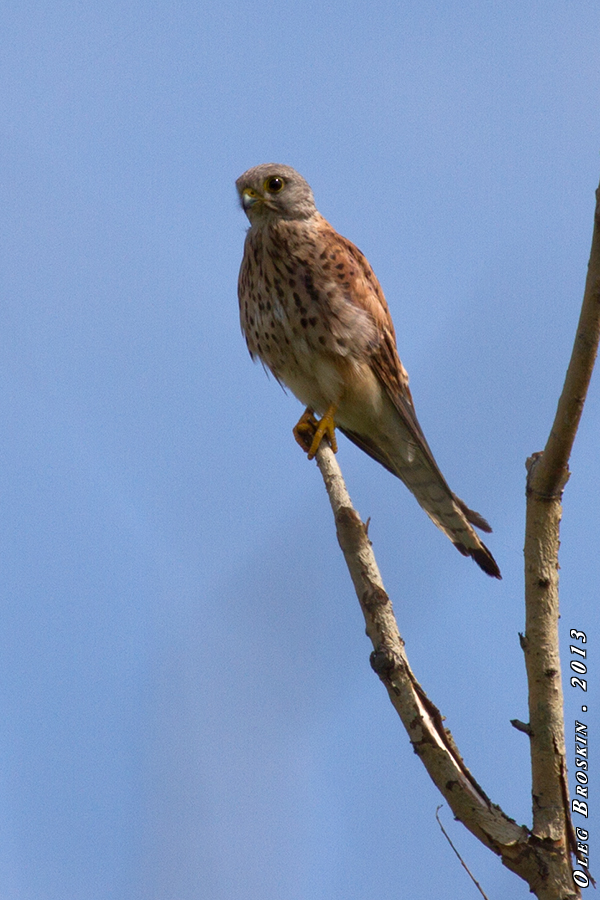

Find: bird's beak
<box><xmin>241</xmin><ymin>188</ymin><xmax>261</xmax><ymax>211</ymax></box>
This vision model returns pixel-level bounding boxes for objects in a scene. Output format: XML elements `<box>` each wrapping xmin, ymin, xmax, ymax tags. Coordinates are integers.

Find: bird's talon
<box><xmin>293</xmin><ymin>407</ymin><xmax>338</xmax><ymax>458</ymax></box>
<box><xmin>293</xmin><ymin>409</ymin><xmax>319</xmax><ymax>453</ymax></box>
<box><xmin>307</xmin><ymin>409</ymin><xmax>338</xmax><ymax>460</ymax></box>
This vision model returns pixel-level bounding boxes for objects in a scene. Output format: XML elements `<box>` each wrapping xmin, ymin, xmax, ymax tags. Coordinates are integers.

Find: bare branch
<box><xmin>521</xmin><ymin>179</ymin><xmax>600</xmax><ymax>898</ymax></box>
<box><xmin>530</xmin><ymin>182</ymin><xmax>600</xmax><ymax>498</ymax></box>
<box><xmin>311</xmin><ymin>438</ymin><xmax>564</xmax><ymax>896</ymax></box>
<box><xmin>510</xmin><ymin>719</ymin><xmax>533</xmax><ymax>736</ymax></box>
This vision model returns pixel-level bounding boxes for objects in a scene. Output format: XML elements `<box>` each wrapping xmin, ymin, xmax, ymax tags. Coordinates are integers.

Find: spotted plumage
<box><xmin>236</xmin><ymin>163</ymin><xmax>500</xmax><ymax>578</ymax></box>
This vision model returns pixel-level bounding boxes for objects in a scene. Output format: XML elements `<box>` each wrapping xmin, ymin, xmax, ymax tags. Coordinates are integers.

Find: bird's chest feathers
<box><xmin>241</xmin><ymin>228</ymin><xmax>328</xmax><ymax>358</ymax></box>
<box><xmin>239</xmin><ymin>222</ymin><xmax>377</xmax><ymax>411</ymax></box>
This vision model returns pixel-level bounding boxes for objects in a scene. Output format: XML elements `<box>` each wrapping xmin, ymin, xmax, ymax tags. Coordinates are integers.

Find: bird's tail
<box><xmin>449</xmin><ymin>495</ymin><xmax>501</xmax><ymax>578</ymax></box>
<box><xmin>407</xmin><ymin>476</ymin><xmax>501</xmax><ymax>579</ymax></box>
<box><xmin>339</xmin><ymin>425</ymin><xmax>501</xmax><ymax>578</ymax></box>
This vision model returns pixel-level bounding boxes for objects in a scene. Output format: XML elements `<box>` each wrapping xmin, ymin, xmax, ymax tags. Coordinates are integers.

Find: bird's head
<box><xmin>236</xmin><ymin>164</ymin><xmax>317</xmax><ymax>224</ymax></box>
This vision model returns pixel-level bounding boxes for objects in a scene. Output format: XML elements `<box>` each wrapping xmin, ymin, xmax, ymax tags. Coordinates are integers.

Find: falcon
<box><xmin>236</xmin><ymin>163</ymin><xmax>501</xmax><ymax>578</ymax></box>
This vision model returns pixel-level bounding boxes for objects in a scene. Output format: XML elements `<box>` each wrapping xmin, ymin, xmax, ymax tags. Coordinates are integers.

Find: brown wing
<box><xmin>318</xmin><ymin>220</ymin><xmax>494</xmax><ymax>537</ymax></box>
<box><xmin>315</xmin><ymin>223</ymin><xmax>442</xmax><ymax>468</ymax></box>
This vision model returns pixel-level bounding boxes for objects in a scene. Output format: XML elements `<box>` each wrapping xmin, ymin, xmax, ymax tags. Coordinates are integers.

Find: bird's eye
<box><xmin>264</xmin><ymin>176</ymin><xmax>284</xmax><ymax>193</ymax></box>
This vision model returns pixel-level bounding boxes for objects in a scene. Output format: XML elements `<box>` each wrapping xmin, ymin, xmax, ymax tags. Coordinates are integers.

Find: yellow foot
<box><xmin>308</xmin><ymin>407</ymin><xmax>338</xmax><ymax>459</ymax></box>
<box><xmin>293</xmin><ymin>409</ymin><xmax>319</xmax><ymax>453</ymax></box>
<box><xmin>293</xmin><ymin>405</ymin><xmax>338</xmax><ymax>459</ymax></box>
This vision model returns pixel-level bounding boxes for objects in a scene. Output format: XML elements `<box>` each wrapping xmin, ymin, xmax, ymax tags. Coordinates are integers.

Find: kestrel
<box><xmin>236</xmin><ymin>163</ymin><xmax>501</xmax><ymax>579</ymax></box>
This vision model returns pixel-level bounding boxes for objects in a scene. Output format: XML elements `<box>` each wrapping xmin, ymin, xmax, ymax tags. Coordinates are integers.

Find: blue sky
<box><xmin>0</xmin><ymin>2</ymin><xmax>598</xmax><ymax>897</ymax></box>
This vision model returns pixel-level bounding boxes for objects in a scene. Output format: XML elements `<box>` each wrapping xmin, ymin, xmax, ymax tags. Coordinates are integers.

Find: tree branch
<box><xmin>312</xmin><ymin>438</ymin><xmax>565</xmax><ymax>896</ymax></box>
<box><xmin>530</xmin><ymin>182</ymin><xmax>600</xmax><ymax>498</ymax></box>
<box><xmin>521</xmin><ymin>180</ymin><xmax>600</xmax><ymax>897</ymax></box>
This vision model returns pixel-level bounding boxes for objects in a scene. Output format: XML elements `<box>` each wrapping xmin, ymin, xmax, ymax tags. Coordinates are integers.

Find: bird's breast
<box><xmin>238</xmin><ymin>223</ymin><xmax>379</xmax><ymax>412</ymax></box>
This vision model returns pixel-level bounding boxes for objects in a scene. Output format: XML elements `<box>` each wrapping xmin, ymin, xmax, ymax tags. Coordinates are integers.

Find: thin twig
<box><xmin>435</xmin><ymin>806</ymin><xmax>490</xmax><ymax>900</ymax></box>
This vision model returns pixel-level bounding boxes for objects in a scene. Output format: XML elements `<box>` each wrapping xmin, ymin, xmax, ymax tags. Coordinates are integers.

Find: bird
<box><xmin>236</xmin><ymin>163</ymin><xmax>501</xmax><ymax>579</ymax></box>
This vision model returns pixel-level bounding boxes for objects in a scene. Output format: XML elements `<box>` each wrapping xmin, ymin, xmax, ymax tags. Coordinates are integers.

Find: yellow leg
<box><xmin>293</xmin><ymin>404</ymin><xmax>338</xmax><ymax>459</ymax></box>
